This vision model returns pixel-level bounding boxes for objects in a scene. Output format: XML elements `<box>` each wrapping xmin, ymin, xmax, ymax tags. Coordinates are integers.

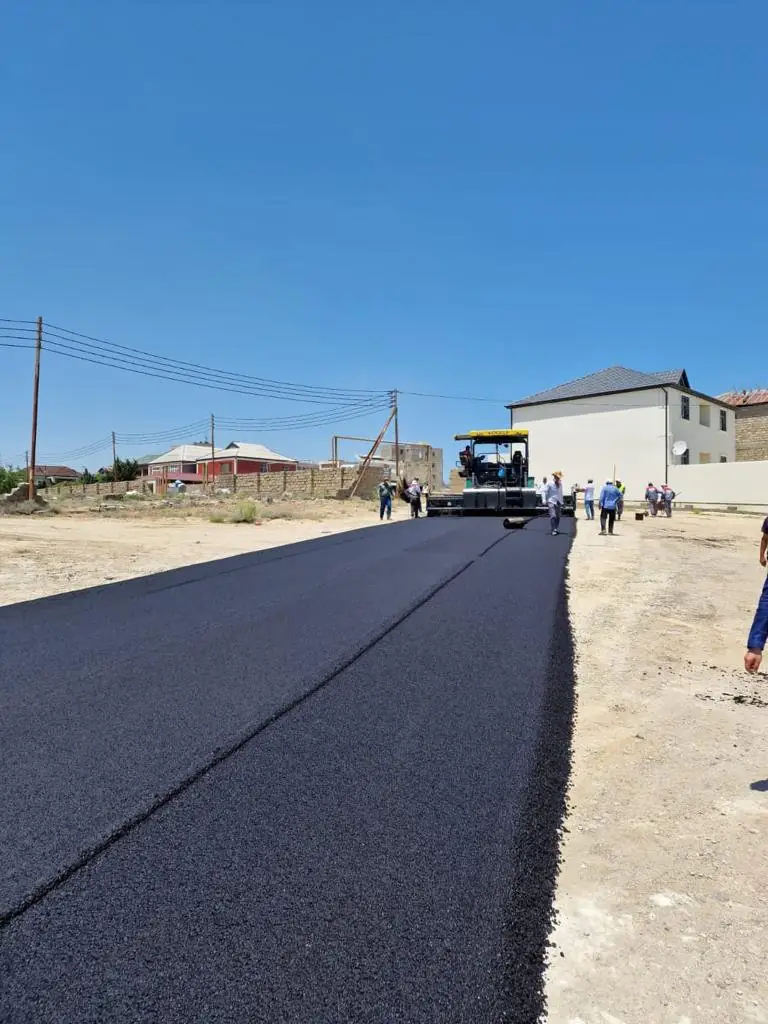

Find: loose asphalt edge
<box><xmin>497</xmin><ymin>524</ymin><xmax>577</xmax><ymax>1024</ymax></box>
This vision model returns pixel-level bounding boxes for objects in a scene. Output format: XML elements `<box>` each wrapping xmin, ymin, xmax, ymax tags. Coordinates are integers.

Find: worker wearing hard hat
<box><xmin>544</xmin><ymin>471</ymin><xmax>564</xmax><ymax>536</ymax></box>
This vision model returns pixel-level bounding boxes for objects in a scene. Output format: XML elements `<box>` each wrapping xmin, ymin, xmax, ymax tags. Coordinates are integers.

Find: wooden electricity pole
<box><xmin>210</xmin><ymin>413</ymin><xmax>216</xmax><ymax>490</ymax></box>
<box><xmin>28</xmin><ymin>316</ymin><xmax>43</xmax><ymax>500</ymax></box>
<box><xmin>111</xmin><ymin>431</ymin><xmax>117</xmax><ymax>492</ymax></box>
<box><xmin>393</xmin><ymin>389</ymin><xmax>400</xmax><ymax>481</ymax></box>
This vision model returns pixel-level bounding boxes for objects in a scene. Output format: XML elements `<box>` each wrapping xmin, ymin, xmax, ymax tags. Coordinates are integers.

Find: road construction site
<box><xmin>0</xmin><ymin>506</ymin><xmax>765</xmax><ymax>1023</ymax></box>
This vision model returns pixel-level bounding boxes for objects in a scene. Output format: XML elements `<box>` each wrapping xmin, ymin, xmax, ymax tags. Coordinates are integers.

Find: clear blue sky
<box><xmin>2</xmin><ymin>1</ymin><xmax>766</xmax><ymax>473</ymax></box>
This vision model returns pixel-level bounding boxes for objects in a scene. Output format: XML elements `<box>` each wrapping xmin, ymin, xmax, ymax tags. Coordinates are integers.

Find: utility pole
<box><xmin>210</xmin><ymin>413</ymin><xmax>216</xmax><ymax>491</ymax></box>
<box><xmin>393</xmin><ymin>389</ymin><xmax>400</xmax><ymax>481</ymax></box>
<box><xmin>28</xmin><ymin>316</ymin><xmax>42</xmax><ymax>500</ymax></box>
<box><xmin>111</xmin><ymin>431</ymin><xmax>117</xmax><ymax>492</ymax></box>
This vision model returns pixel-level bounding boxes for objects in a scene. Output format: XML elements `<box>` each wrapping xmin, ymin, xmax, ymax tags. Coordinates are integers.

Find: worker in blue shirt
<box><xmin>745</xmin><ymin>515</ymin><xmax>768</xmax><ymax>673</ymax></box>
<box><xmin>598</xmin><ymin>479</ymin><xmax>621</xmax><ymax>536</ymax></box>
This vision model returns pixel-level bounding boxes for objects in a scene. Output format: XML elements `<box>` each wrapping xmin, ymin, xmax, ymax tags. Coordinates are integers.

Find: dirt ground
<box><xmin>547</xmin><ymin>509</ymin><xmax>768</xmax><ymax>1024</ymax></box>
<box><xmin>0</xmin><ymin>495</ymin><xmax>407</xmax><ymax>606</ymax></box>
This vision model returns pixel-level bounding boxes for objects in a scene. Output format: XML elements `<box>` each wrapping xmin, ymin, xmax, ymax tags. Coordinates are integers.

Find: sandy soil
<box><xmin>0</xmin><ymin>498</ymin><xmax>407</xmax><ymax>606</ymax></box>
<box><xmin>547</xmin><ymin>510</ymin><xmax>768</xmax><ymax>1024</ymax></box>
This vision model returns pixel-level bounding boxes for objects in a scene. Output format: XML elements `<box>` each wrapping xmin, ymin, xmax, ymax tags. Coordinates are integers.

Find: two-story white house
<box><xmin>508</xmin><ymin>366</ymin><xmax>735</xmax><ymax>500</ymax></box>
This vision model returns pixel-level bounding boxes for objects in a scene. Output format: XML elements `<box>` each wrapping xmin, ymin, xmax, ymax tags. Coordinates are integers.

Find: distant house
<box><xmin>33</xmin><ymin>465</ymin><xmax>81</xmax><ymax>486</ymax></box>
<box><xmin>196</xmin><ymin>441</ymin><xmax>297</xmax><ymax>478</ymax></box>
<box><xmin>146</xmin><ymin>445</ymin><xmax>211</xmax><ymax>483</ymax></box>
<box><xmin>135</xmin><ymin>453</ymin><xmax>162</xmax><ymax>476</ymax></box>
<box><xmin>509</xmin><ymin>366</ymin><xmax>735</xmax><ymax>499</ymax></box>
<box><xmin>719</xmin><ymin>390</ymin><xmax>768</xmax><ymax>462</ymax></box>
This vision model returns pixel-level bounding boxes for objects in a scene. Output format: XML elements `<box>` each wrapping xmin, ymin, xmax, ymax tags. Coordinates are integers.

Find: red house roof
<box><xmin>33</xmin><ymin>465</ymin><xmax>80</xmax><ymax>479</ymax></box>
<box><xmin>719</xmin><ymin>389</ymin><xmax>768</xmax><ymax>407</ymax></box>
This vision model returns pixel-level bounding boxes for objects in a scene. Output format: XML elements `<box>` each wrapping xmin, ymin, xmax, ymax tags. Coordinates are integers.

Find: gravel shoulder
<box><xmin>547</xmin><ymin>510</ymin><xmax>768</xmax><ymax>1024</ymax></box>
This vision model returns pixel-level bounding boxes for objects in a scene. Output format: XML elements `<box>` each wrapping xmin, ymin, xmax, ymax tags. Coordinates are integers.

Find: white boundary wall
<box><xmin>668</xmin><ymin>461</ymin><xmax>768</xmax><ymax>508</ymax></box>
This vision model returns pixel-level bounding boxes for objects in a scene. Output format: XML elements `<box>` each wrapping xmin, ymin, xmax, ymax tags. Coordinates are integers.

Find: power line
<box><xmin>217</xmin><ymin>404</ymin><xmax>393</xmax><ymax>433</ymax></box>
<box><xmin>217</xmin><ymin>400</ymin><xmax>391</xmax><ymax>430</ymax></box>
<box><xmin>43</xmin><ymin>336</ymin><xmax>383</xmax><ymax>406</ymax></box>
<box><xmin>44</xmin><ymin>323</ymin><xmax>384</xmax><ymax>403</ymax></box>
<box><xmin>399</xmin><ymin>389</ymin><xmax>506</xmax><ymax>404</ymax></box>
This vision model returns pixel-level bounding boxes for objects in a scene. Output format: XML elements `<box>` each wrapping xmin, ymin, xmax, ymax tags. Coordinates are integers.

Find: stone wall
<box><xmin>217</xmin><ymin>465</ymin><xmax>387</xmax><ymax>500</ymax></box>
<box><xmin>52</xmin><ymin>478</ymin><xmax>156</xmax><ymax>498</ymax></box>
<box><xmin>51</xmin><ymin>465</ymin><xmax>387</xmax><ymax>501</ymax></box>
<box><xmin>734</xmin><ymin>404</ymin><xmax>768</xmax><ymax>461</ymax></box>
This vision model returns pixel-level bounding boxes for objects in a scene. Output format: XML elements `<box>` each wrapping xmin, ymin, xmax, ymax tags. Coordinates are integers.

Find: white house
<box><xmin>508</xmin><ymin>366</ymin><xmax>735</xmax><ymax>501</ymax></box>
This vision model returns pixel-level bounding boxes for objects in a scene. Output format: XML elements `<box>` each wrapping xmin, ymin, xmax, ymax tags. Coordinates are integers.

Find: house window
<box><xmin>719</xmin><ymin>455</ymin><xmax>727</xmax><ymax>463</ymax></box>
<box><xmin>680</xmin><ymin>450</ymin><xmax>689</xmax><ymax>465</ymax></box>
<box><xmin>720</xmin><ymin>409</ymin><xmax>727</xmax><ymax>431</ymax></box>
<box><xmin>699</xmin><ymin>452</ymin><xmax>711</xmax><ymax>464</ymax></box>
<box><xmin>680</xmin><ymin>395</ymin><xmax>690</xmax><ymax>420</ymax></box>
<box><xmin>699</xmin><ymin>404</ymin><xmax>710</xmax><ymax>427</ymax></box>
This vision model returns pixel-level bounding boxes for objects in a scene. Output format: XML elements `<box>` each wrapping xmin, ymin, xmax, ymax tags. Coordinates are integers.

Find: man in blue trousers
<box><xmin>745</xmin><ymin>515</ymin><xmax>768</xmax><ymax>673</ymax></box>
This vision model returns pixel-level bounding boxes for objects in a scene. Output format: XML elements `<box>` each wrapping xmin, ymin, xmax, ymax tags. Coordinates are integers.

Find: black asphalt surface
<box><xmin>0</xmin><ymin>515</ymin><xmax>575</xmax><ymax>1023</ymax></box>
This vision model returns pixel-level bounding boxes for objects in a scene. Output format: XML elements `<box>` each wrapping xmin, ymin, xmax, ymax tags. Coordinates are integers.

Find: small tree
<box><xmin>0</xmin><ymin>466</ymin><xmax>24</xmax><ymax>495</ymax></box>
<box><xmin>101</xmin><ymin>457</ymin><xmax>139</xmax><ymax>483</ymax></box>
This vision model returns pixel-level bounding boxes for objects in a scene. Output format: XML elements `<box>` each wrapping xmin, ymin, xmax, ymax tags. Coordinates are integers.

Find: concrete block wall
<box><xmin>51</xmin><ymin>466</ymin><xmax>388</xmax><ymax>501</ymax></box>
<box><xmin>667</xmin><ymin>459</ymin><xmax>768</xmax><ymax>507</ymax></box>
<box><xmin>53</xmin><ymin>479</ymin><xmax>155</xmax><ymax>498</ymax></box>
<box><xmin>216</xmin><ymin>465</ymin><xmax>387</xmax><ymax>500</ymax></box>
<box><xmin>734</xmin><ymin>406</ymin><xmax>768</xmax><ymax>461</ymax></box>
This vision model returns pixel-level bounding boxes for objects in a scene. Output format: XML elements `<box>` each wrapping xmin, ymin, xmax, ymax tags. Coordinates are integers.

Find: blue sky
<box><xmin>2</xmin><ymin>1</ymin><xmax>766</xmax><ymax>472</ymax></box>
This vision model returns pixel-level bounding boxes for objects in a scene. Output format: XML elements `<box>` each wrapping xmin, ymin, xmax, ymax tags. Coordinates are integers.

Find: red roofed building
<box><xmin>32</xmin><ymin>466</ymin><xmax>81</xmax><ymax>486</ymax></box>
<box><xmin>719</xmin><ymin>390</ymin><xmax>768</xmax><ymax>461</ymax></box>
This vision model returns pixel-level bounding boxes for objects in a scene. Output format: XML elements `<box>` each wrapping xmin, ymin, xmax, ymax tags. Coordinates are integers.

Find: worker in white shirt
<box><xmin>537</xmin><ymin>475</ymin><xmax>549</xmax><ymax>506</ymax></box>
<box><xmin>545</xmin><ymin>471</ymin><xmax>564</xmax><ymax>536</ymax></box>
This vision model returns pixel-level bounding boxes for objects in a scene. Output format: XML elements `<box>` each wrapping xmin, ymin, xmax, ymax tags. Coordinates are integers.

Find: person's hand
<box><xmin>745</xmin><ymin>649</ymin><xmax>763</xmax><ymax>674</ymax></box>
<box><xmin>760</xmin><ymin>553</ymin><xmax>767</xmax><ymax>568</ymax></box>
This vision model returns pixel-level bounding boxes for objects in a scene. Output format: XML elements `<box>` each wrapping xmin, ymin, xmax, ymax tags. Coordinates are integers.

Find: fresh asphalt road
<box><xmin>0</xmin><ymin>515</ymin><xmax>575</xmax><ymax>1023</ymax></box>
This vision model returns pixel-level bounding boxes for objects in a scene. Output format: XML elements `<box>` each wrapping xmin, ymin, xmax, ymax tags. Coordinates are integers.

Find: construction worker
<box><xmin>545</xmin><ymin>471</ymin><xmax>564</xmax><ymax>536</ymax></box>
<box><xmin>645</xmin><ymin>482</ymin><xmax>659</xmax><ymax>516</ymax></box>
<box><xmin>615</xmin><ymin>479</ymin><xmax>626</xmax><ymax>520</ymax></box>
<box><xmin>537</xmin><ymin>475</ymin><xmax>549</xmax><ymax>506</ymax></box>
<box><xmin>661</xmin><ymin>483</ymin><xmax>675</xmax><ymax>517</ymax></box>
<box><xmin>745</xmin><ymin>513</ymin><xmax>768</xmax><ymax>673</ymax></box>
<box><xmin>583</xmin><ymin>479</ymin><xmax>595</xmax><ymax>521</ymax></box>
<box><xmin>377</xmin><ymin>478</ymin><xmax>394</xmax><ymax>521</ymax></box>
<box><xmin>599</xmin><ymin>479</ymin><xmax>621</xmax><ymax>535</ymax></box>
<box><xmin>745</xmin><ymin>578</ymin><xmax>768</xmax><ymax>674</ymax></box>
<box><xmin>407</xmin><ymin>478</ymin><xmax>422</xmax><ymax>518</ymax></box>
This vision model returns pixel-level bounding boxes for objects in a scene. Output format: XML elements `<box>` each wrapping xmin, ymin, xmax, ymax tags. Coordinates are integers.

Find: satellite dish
<box><xmin>672</xmin><ymin>440</ymin><xmax>688</xmax><ymax>456</ymax></box>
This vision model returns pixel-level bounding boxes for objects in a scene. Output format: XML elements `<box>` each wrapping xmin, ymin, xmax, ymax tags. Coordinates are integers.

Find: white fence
<box><xmin>668</xmin><ymin>461</ymin><xmax>768</xmax><ymax>508</ymax></box>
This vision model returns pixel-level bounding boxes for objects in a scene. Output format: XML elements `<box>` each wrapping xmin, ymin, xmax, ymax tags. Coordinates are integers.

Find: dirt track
<box><xmin>547</xmin><ymin>510</ymin><xmax>768</xmax><ymax>1024</ymax></box>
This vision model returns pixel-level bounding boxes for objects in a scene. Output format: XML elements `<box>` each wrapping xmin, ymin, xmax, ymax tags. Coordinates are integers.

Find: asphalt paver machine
<box><xmin>426</xmin><ymin>429</ymin><xmax>576</xmax><ymax>520</ymax></box>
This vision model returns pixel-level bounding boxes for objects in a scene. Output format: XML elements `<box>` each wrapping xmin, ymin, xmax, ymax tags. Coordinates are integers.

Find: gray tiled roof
<box><xmin>510</xmin><ymin>366</ymin><xmax>689</xmax><ymax>408</ymax></box>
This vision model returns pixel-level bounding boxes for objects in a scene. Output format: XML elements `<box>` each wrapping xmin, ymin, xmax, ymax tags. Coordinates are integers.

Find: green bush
<box><xmin>0</xmin><ymin>467</ymin><xmax>24</xmax><ymax>495</ymax></box>
<box><xmin>230</xmin><ymin>500</ymin><xmax>259</xmax><ymax>524</ymax></box>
